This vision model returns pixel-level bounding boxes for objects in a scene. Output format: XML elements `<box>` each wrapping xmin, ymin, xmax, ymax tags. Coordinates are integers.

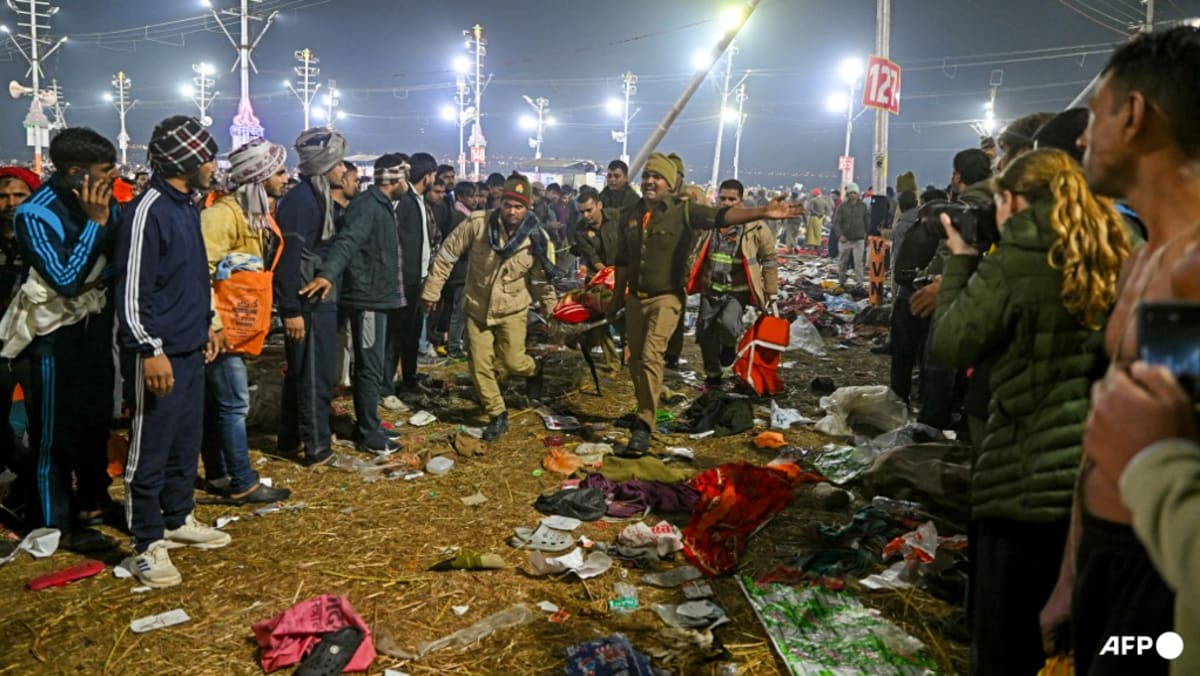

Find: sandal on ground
<box><xmin>508</xmin><ymin>524</ymin><xmax>575</xmax><ymax>552</ymax></box>
<box><xmin>294</xmin><ymin>626</ymin><xmax>364</xmax><ymax>676</ymax></box>
<box><xmin>60</xmin><ymin>527</ymin><xmax>119</xmax><ymax>554</ymax></box>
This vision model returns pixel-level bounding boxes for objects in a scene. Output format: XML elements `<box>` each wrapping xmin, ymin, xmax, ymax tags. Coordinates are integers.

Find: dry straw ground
<box><xmin>0</xmin><ymin>336</ymin><xmax>967</xmax><ymax>675</ymax></box>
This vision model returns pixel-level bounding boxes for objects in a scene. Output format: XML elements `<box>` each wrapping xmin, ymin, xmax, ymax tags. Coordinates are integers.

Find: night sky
<box><xmin>0</xmin><ymin>0</ymin><xmax>1194</xmax><ymax>188</ymax></box>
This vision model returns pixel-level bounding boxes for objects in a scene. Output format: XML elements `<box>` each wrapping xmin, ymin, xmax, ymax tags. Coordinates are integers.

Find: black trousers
<box><xmin>349</xmin><ymin>309</ymin><xmax>389</xmax><ymax>449</ymax></box>
<box><xmin>888</xmin><ymin>296</ymin><xmax>929</xmax><ymax>402</ymax></box>
<box><xmin>917</xmin><ymin>317</ymin><xmax>961</xmax><ymax>430</ymax></box>
<box><xmin>1072</xmin><ymin>512</ymin><xmax>1175</xmax><ymax>676</ymax></box>
<box><xmin>386</xmin><ymin>284</ymin><xmax>424</xmax><ymax>390</ymax></box>
<box><xmin>970</xmin><ymin>518</ymin><xmax>1069</xmax><ymax>676</ymax></box>
<box><xmin>24</xmin><ymin>320</ymin><xmax>114</xmax><ymax>532</ymax></box>
<box><xmin>279</xmin><ymin>305</ymin><xmax>338</xmax><ymax>460</ymax></box>
<box><xmin>124</xmin><ymin>350</ymin><xmax>204</xmax><ymax>552</ymax></box>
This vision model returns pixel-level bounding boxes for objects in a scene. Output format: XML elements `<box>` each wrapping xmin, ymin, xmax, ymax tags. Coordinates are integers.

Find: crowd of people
<box><xmin>0</xmin><ymin>24</ymin><xmax>1197</xmax><ymax>675</ymax></box>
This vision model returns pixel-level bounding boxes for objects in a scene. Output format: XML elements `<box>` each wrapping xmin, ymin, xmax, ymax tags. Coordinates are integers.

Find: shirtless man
<box><xmin>1039</xmin><ymin>27</ymin><xmax>1200</xmax><ymax>674</ymax></box>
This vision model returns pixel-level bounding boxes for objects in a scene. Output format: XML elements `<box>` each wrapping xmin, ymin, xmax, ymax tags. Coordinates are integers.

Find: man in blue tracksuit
<box><xmin>10</xmin><ymin>128</ymin><xmax>119</xmax><ymax>553</ymax></box>
<box><xmin>115</xmin><ymin>116</ymin><xmax>226</xmax><ymax>588</ymax></box>
<box><xmin>274</xmin><ymin>128</ymin><xmax>348</xmax><ymax>466</ymax></box>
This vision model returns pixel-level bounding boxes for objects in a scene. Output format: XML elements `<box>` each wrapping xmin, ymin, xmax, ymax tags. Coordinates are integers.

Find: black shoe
<box><xmin>302</xmin><ymin>448</ymin><xmax>335</xmax><ymax>467</ymax></box>
<box><xmin>626</xmin><ymin>420</ymin><xmax>651</xmax><ymax>454</ymax></box>
<box><xmin>231</xmin><ymin>483</ymin><xmax>292</xmax><ymax>504</ymax></box>
<box><xmin>197</xmin><ymin>476</ymin><xmax>232</xmax><ymax>498</ymax></box>
<box><xmin>356</xmin><ymin>440</ymin><xmax>401</xmax><ymax>456</ymax></box>
<box><xmin>719</xmin><ymin>345</ymin><xmax>736</xmax><ymax>367</ymax></box>
<box><xmin>295</xmin><ymin>626</ymin><xmax>364</xmax><ymax>676</ymax></box>
<box><xmin>483</xmin><ymin>412</ymin><xmax>509</xmax><ymax>441</ymax></box>
<box><xmin>60</xmin><ymin>527</ymin><xmax>119</xmax><ymax>554</ymax></box>
<box><xmin>526</xmin><ymin>363</ymin><xmax>545</xmax><ymax>401</ymax></box>
<box><xmin>704</xmin><ymin>376</ymin><xmax>724</xmax><ymax>389</ymax></box>
<box><xmin>664</xmin><ymin>356</ymin><xmax>680</xmax><ymax>370</ymax></box>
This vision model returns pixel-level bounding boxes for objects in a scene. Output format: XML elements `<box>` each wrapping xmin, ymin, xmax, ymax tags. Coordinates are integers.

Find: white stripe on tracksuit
<box><xmin>122</xmin><ymin>190</ymin><xmax>164</xmax><ymax>355</ymax></box>
<box><xmin>124</xmin><ymin>357</ymin><xmax>144</xmax><ymax>534</ymax></box>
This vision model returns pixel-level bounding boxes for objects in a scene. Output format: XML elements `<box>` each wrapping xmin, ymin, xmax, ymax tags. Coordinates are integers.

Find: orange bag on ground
<box><xmin>213</xmin><ymin>221</ymin><xmax>283</xmax><ymax>356</ymax></box>
<box><xmin>733</xmin><ymin>314</ymin><xmax>790</xmax><ymax>396</ymax></box>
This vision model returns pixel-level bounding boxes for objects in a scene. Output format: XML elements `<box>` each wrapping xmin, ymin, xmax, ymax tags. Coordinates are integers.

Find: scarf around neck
<box><xmin>487</xmin><ymin>209</ymin><xmax>560</xmax><ymax>281</ymax></box>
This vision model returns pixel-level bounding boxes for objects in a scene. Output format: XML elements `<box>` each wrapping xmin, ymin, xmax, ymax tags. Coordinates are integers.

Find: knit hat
<box><xmin>844</xmin><ymin>182</ymin><xmax>860</xmax><ymax>195</ymax></box>
<box><xmin>148</xmin><ymin>116</ymin><xmax>218</xmax><ymax>177</ymax></box>
<box><xmin>229</xmin><ymin>138</ymin><xmax>287</xmax><ymax>230</ymax></box>
<box><xmin>294</xmin><ymin>128</ymin><xmax>347</xmax><ymax>177</ymax></box>
<box><xmin>501</xmin><ymin>175</ymin><xmax>532</xmax><ymax>207</ymax></box>
<box><xmin>644</xmin><ymin>152</ymin><xmax>679</xmax><ymax>189</ymax></box>
<box><xmin>667</xmin><ymin>152</ymin><xmax>685</xmax><ymax>179</ymax></box>
<box><xmin>896</xmin><ymin>171</ymin><xmax>918</xmax><ymax>195</ymax></box>
<box><xmin>0</xmin><ymin>166</ymin><xmax>40</xmax><ymax>191</ymax></box>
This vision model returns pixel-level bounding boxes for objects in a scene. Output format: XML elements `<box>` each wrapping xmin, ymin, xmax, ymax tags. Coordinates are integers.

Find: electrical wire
<box><xmin>1078</xmin><ymin>0</ymin><xmax>1143</xmax><ymax>27</ymax></box>
<box><xmin>1057</xmin><ymin>0</ymin><xmax>1132</xmax><ymax>35</ymax></box>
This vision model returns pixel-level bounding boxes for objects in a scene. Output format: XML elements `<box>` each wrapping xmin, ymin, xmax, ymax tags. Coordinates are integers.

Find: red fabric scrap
<box><xmin>252</xmin><ymin>594</ymin><xmax>376</xmax><ymax>673</ymax></box>
<box><xmin>682</xmin><ymin>462</ymin><xmax>822</xmax><ymax>576</ymax></box>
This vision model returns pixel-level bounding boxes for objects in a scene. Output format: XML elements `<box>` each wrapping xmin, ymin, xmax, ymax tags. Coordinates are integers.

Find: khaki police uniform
<box><xmin>615</xmin><ymin>195</ymin><xmax>722</xmax><ymax>427</ymax></box>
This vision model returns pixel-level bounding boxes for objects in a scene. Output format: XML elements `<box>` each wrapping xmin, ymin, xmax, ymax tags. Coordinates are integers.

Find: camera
<box><xmin>919</xmin><ymin>199</ymin><xmax>999</xmax><ymax>250</ymax></box>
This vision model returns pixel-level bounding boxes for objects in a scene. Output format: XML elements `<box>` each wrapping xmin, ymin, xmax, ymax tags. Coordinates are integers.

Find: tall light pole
<box><xmin>452</xmin><ymin>56</ymin><xmax>471</xmax><ymax>176</ymax></box>
<box><xmin>47</xmin><ymin>77</ymin><xmax>67</xmax><ymax>130</ymax></box>
<box><xmin>871</xmin><ymin>0</ymin><xmax>891</xmax><ymax>194</ymax></box>
<box><xmin>315</xmin><ymin>78</ymin><xmax>343</xmax><ymax>129</ymax></box>
<box><xmin>209</xmin><ymin>0</ymin><xmax>278</xmax><ymax>149</ymax></box>
<box><xmin>3</xmin><ymin>0</ymin><xmax>67</xmax><ymax>174</ymax></box>
<box><xmin>521</xmin><ymin>95</ymin><xmax>552</xmax><ymax>172</ymax></box>
<box><xmin>608</xmin><ymin>71</ymin><xmax>639</xmax><ymax>166</ymax></box>
<box><xmin>826</xmin><ymin>57</ymin><xmax>862</xmax><ymax>195</ymax></box>
<box><xmin>708</xmin><ymin>43</ymin><xmax>737</xmax><ymax>191</ymax></box>
<box><xmin>284</xmin><ymin>48</ymin><xmax>320</xmax><ymax>130</ymax></box>
<box><xmin>106</xmin><ymin>71</ymin><xmax>136</xmax><ymax>167</ymax></box>
<box><xmin>184</xmin><ymin>62</ymin><xmax>217</xmax><ymax>127</ymax></box>
<box><xmin>729</xmin><ymin>83</ymin><xmax>748</xmax><ymax>180</ymax></box>
<box><xmin>464</xmin><ymin>24</ymin><xmax>489</xmax><ymax>181</ymax></box>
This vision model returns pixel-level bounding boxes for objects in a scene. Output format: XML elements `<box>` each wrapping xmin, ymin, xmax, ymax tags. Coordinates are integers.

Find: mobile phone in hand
<box><xmin>1138</xmin><ymin>301</ymin><xmax>1200</xmax><ymax>398</ymax></box>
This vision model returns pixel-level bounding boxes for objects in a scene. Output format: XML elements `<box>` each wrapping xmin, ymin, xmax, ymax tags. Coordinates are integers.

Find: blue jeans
<box><xmin>203</xmin><ymin>353</ymin><xmax>258</xmax><ymax>494</ymax></box>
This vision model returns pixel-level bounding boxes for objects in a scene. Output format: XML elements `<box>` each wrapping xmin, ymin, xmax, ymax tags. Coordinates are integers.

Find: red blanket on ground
<box><xmin>682</xmin><ymin>462</ymin><xmax>822</xmax><ymax>576</ymax></box>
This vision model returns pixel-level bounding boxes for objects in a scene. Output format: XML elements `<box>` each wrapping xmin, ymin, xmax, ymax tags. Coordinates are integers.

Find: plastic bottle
<box><xmin>608</xmin><ymin>582</ymin><xmax>639</xmax><ymax>614</ymax></box>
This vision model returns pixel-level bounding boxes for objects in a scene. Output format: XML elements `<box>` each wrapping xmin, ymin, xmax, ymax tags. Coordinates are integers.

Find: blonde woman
<box><xmin>930</xmin><ymin>148</ymin><xmax>1130</xmax><ymax>675</ymax></box>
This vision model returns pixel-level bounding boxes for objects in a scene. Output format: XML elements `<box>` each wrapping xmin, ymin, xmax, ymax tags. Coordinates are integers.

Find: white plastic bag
<box><xmin>787</xmin><ymin>317</ymin><xmax>826</xmax><ymax>356</ymax></box>
<box><xmin>815</xmin><ymin>386</ymin><xmax>909</xmax><ymax>437</ymax></box>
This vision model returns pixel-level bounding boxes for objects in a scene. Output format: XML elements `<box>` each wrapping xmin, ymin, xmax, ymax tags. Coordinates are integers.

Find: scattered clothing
<box><xmin>596</xmin><ymin>455</ymin><xmax>692</xmax><ymax>484</ymax></box>
<box><xmin>583</xmin><ymin>474</ymin><xmax>699</xmax><ymax>518</ymax></box>
<box><xmin>675</xmin><ymin>391</ymin><xmax>753</xmax><ymax>437</ymax></box>
<box><xmin>252</xmin><ymin>594</ymin><xmax>375</xmax><ymax>673</ymax></box>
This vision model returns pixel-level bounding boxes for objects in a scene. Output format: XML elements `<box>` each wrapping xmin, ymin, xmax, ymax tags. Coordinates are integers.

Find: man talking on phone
<box><xmin>9</xmin><ymin>128</ymin><xmax>121</xmax><ymax>553</ymax></box>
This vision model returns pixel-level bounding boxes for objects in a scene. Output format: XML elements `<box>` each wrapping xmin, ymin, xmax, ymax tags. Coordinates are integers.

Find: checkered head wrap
<box><xmin>147</xmin><ymin>116</ymin><xmax>218</xmax><ymax>177</ymax></box>
<box><xmin>373</xmin><ymin>153</ymin><xmax>408</xmax><ymax>185</ymax></box>
<box><xmin>229</xmin><ymin>138</ymin><xmax>287</xmax><ymax>230</ymax></box>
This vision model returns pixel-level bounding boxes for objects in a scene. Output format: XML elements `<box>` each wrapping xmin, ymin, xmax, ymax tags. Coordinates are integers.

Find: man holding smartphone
<box><xmin>10</xmin><ymin>129</ymin><xmax>121</xmax><ymax>553</ymax></box>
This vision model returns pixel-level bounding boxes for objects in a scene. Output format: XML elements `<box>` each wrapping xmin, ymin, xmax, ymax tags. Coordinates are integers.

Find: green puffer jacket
<box><xmin>931</xmin><ymin>199</ymin><xmax>1104</xmax><ymax>522</ymax></box>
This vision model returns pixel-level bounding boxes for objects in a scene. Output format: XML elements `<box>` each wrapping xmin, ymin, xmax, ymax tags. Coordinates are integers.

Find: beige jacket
<box><xmin>422</xmin><ymin>210</ymin><xmax>557</xmax><ymax>326</ymax></box>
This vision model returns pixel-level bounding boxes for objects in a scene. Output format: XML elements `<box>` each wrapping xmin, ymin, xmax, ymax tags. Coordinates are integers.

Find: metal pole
<box><xmin>630</xmin><ymin>0</ymin><xmax>760</xmax><ymax>178</ymax></box>
<box><xmin>29</xmin><ymin>1</ymin><xmax>40</xmax><ymax>172</ymax></box>
<box><xmin>114</xmin><ymin>72</ymin><xmax>131</xmax><ymax>167</ymax></box>
<box><xmin>732</xmin><ymin>84</ymin><xmax>746</xmax><ymax>180</ymax></box>
<box><xmin>467</xmin><ymin>24</ymin><xmax>487</xmax><ymax>181</ymax></box>
<box><xmin>302</xmin><ymin>50</ymin><xmax>311</xmax><ymax>129</ymax></box>
<box><xmin>709</xmin><ymin>44</ymin><xmax>736</xmax><ymax>190</ymax></box>
<box><xmin>842</xmin><ymin>80</ymin><xmax>854</xmax><ymax>194</ymax></box>
<box><xmin>456</xmin><ymin>75</ymin><xmax>466</xmax><ymax>176</ymax></box>
<box><xmin>871</xmin><ymin>0</ymin><xmax>891</xmax><ymax>195</ymax></box>
<box><xmin>239</xmin><ymin>0</ymin><xmax>249</xmax><ymax>106</ymax></box>
<box><xmin>621</xmin><ymin>71</ymin><xmax>636</xmax><ymax>166</ymax></box>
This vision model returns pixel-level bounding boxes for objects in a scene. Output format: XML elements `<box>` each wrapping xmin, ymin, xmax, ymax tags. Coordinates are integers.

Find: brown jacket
<box><xmin>422</xmin><ymin>210</ymin><xmax>557</xmax><ymax>326</ymax></box>
<box><xmin>687</xmin><ymin>220</ymin><xmax>779</xmax><ymax>310</ymax></box>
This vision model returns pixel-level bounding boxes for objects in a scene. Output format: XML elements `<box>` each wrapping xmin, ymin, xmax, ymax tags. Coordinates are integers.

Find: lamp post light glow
<box><xmin>608</xmin><ymin>71</ymin><xmax>638</xmax><ymax>165</ymax></box>
<box><xmin>188</xmin><ymin>61</ymin><xmax>218</xmax><ymax>127</ymax></box>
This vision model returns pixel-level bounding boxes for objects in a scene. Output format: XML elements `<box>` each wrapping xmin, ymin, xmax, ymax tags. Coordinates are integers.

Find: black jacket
<box><xmin>395</xmin><ymin>186</ymin><xmax>440</xmax><ymax>287</ymax></box>
<box><xmin>574</xmin><ymin>208</ymin><xmax>620</xmax><ymax>270</ymax></box>
<box><xmin>316</xmin><ymin>185</ymin><xmax>404</xmax><ymax>311</ymax></box>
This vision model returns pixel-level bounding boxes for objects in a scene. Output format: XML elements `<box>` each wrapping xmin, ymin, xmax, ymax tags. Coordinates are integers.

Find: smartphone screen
<box><xmin>1138</xmin><ymin>302</ymin><xmax>1200</xmax><ymax>377</ymax></box>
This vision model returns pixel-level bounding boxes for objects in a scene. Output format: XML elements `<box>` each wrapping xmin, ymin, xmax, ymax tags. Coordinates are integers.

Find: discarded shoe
<box><xmin>483</xmin><ymin>412</ymin><xmax>509</xmax><ymax>441</ymax></box>
<box><xmin>526</xmin><ymin>362</ymin><xmax>545</xmax><ymax>401</ymax></box>
<box><xmin>381</xmin><ymin>395</ymin><xmax>410</xmax><ymax>412</ymax></box>
<box><xmin>508</xmin><ymin>524</ymin><xmax>575</xmax><ymax>552</ymax></box>
<box><xmin>294</xmin><ymin>626</ymin><xmax>365</xmax><ymax>676</ymax></box>
<box><xmin>626</xmin><ymin>420</ymin><xmax>651</xmax><ymax>454</ymax></box>
<box><xmin>303</xmin><ymin>448</ymin><xmax>335</xmax><ymax>467</ymax></box>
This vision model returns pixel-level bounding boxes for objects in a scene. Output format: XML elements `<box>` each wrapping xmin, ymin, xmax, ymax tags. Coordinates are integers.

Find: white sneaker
<box><xmin>381</xmin><ymin>395</ymin><xmax>410</xmax><ymax>412</ymax></box>
<box><xmin>128</xmin><ymin>540</ymin><xmax>182</xmax><ymax>588</ymax></box>
<box><xmin>164</xmin><ymin>514</ymin><xmax>231</xmax><ymax>550</ymax></box>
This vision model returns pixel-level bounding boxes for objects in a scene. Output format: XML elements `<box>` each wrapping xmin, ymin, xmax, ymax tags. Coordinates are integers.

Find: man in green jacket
<box><xmin>610</xmin><ymin>152</ymin><xmax>801</xmax><ymax>453</ymax></box>
<box><xmin>832</xmin><ymin>183</ymin><xmax>868</xmax><ymax>286</ymax></box>
<box><xmin>574</xmin><ymin>187</ymin><xmax>621</xmax><ymax>371</ymax></box>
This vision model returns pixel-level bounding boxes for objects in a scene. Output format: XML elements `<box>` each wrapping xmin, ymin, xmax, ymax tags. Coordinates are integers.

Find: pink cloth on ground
<box><xmin>252</xmin><ymin>594</ymin><xmax>376</xmax><ymax>673</ymax></box>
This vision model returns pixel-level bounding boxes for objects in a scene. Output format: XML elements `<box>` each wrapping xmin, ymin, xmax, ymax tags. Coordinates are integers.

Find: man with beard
<box><xmin>198</xmin><ymin>138</ymin><xmax>292</xmax><ymax>503</ymax></box>
<box><xmin>274</xmin><ymin>128</ymin><xmax>348</xmax><ymax>467</ymax></box>
<box><xmin>0</xmin><ymin>166</ymin><xmax>36</xmax><ymax>522</ymax></box>
<box><xmin>9</xmin><ymin>130</ymin><xmax>119</xmax><ymax>553</ymax></box>
<box><xmin>421</xmin><ymin>175</ymin><xmax>557</xmax><ymax>441</ymax></box>
<box><xmin>1040</xmin><ymin>26</ymin><xmax>1200</xmax><ymax>675</ymax></box>
<box><xmin>609</xmin><ymin>153</ymin><xmax>802</xmax><ymax>453</ymax></box>
<box><xmin>116</xmin><ymin>116</ymin><xmax>226</xmax><ymax>587</ymax></box>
